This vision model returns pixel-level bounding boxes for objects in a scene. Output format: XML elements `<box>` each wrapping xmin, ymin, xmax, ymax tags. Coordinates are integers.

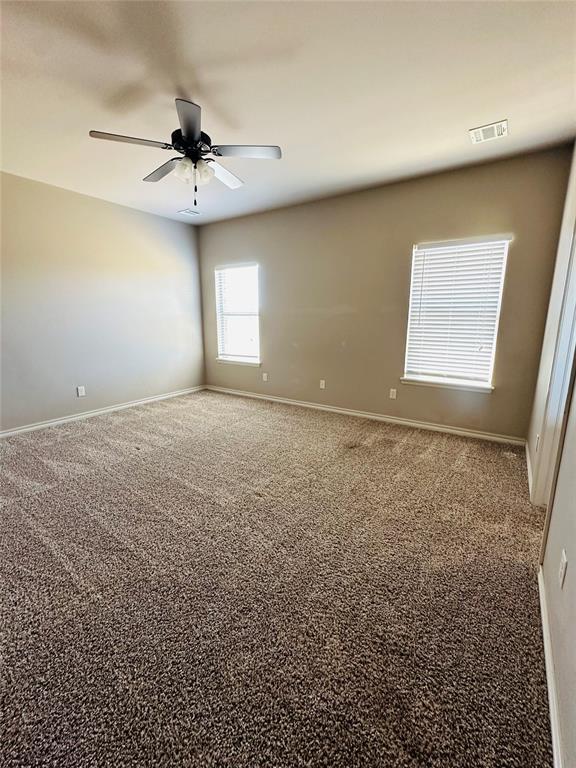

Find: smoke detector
<box><xmin>469</xmin><ymin>120</ymin><xmax>508</xmax><ymax>144</ymax></box>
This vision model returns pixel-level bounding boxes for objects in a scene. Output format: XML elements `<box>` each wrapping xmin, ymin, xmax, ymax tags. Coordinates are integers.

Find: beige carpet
<box><xmin>0</xmin><ymin>391</ymin><xmax>551</xmax><ymax>767</ymax></box>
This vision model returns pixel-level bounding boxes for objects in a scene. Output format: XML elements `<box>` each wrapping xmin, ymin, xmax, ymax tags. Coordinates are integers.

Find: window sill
<box><xmin>400</xmin><ymin>376</ymin><xmax>493</xmax><ymax>393</ymax></box>
<box><xmin>216</xmin><ymin>357</ymin><xmax>261</xmax><ymax>367</ymax></box>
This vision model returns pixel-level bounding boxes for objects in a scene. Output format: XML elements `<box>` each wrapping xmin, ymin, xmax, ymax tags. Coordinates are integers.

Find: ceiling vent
<box><xmin>178</xmin><ymin>208</ymin><xmax>200</xmax><ymax>216</ymax></box>
<box><xmin>469</xmin><ymin>120</ymin><xmax>508</xmax><ymax>144</ymax></box>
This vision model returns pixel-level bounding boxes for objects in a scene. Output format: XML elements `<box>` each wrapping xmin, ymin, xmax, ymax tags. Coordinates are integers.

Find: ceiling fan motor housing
<box><xmin>170</xmin><ymin>129</ymin><xmax>212</xmax><ymax>160</ymax></box>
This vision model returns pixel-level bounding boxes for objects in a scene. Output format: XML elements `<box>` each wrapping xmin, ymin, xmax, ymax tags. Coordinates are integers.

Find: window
<box><xmin>215</xmin><ymin>264</ymin><xmax>260</xmax><ymax>364</ymax></box>
<box><xmin>402</xmin><ymin>236</ymin><xmax>510</xmax><ymax>390</ymax></box>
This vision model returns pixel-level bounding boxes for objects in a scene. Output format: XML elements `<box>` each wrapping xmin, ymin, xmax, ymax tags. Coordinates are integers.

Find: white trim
<box><xmin>416</xmin><ymin>233</ymin><xmax>514</xmax><ymax>250</ymax></box>
<box><xmin>0</xmin><ymin>386</ymin><xmax>204</xmax><ymax>438</ymax></box>
<box><xmin>205</xmin><ymin>385</ymin><xmax>525</xmax><ymax>445</ymax></box>
<box><xmin>526</xmin><ymin>442</ymin><xmax>534</xmax><ymax>499</ymax></box>
<box><xmin>487</xmin><ymin>243</ymin><xmax>509</xmax><ymax>388</ymax></box>
<box><xmin>529</xmin><ymin>148</ymin><xmax>576</xmax><ymax>509</ymax></box>
<box><xmin>3</xmin><ymin>381</ymin><xmax>527</xmax><ymax>446</ymax></box>
<box><xmin>214</xmin><ymin>261</ymin><xmax>258</xmax><ymax>271</ymax></box>
<box><xmin>216</xmin><ymin>357</ymin><xmax>261</xmax><ymax>367</ymax></box>
<box><xmin>533</xmin><ymin>239</ymin><xmax>576</xmax><ymax>507</ymax></box>
<box><xmin>400</xmin><ymin>376</ymin><xmax>493</xmax><ymax>393</ymax></box>
<box><xmin>538</xmin><ymin>567</ymin><xmax>564</xmax><ymax>768</ymax></box>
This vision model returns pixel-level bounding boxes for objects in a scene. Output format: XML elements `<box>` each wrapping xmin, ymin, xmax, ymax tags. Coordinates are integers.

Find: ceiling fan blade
<box><xmin>211</xmin><ymin>145</ymin><xmax>282</xmax><ymax>160</ymax></box>
<box><xmin>175</xmin><ymin>99</ymin><xmax>201</xmax><ymax>142</ymax></box>
<box><xmin>143</xmin><ymin>157</ymin><xmax>181</xmax><ymax>182</ymax></box>
<box><xmin>207</xmin><ymin>160</ymin><xmax>244</xmax><ymax>189</ymax></box>
<box><xmin>89</xmin><ymin>130</ymin><xmax>172</xmax><ymax>149</ymax></box>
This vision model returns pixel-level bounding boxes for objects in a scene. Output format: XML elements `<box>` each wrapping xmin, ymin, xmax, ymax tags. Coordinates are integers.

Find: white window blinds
<box><xmin>215</xmin><ymin>264</ymin><xmax>260</xmax><ymax>363</ymax></box>
<box><xmin>403</xmin><ymin>237</ymin><xmax>509</xmax><ymax>388</ymax></box>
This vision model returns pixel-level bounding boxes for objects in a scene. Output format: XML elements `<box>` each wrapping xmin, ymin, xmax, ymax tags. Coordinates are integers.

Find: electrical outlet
<box><xmin>389</xmin><ymin>388</ymin><xmax>397</xmax><ymax>400</ymax></box>
<box><xmin>76</xmin><ymin>386</ymin><xmax>86</xmax><ymax>398</ymax></box>
<box><xmin>319</xmin><ymin>379</ymin><xmax>326</xmax><ymax>390</ymax></box>
<box><xmin>559</xmin><ymin>549</ymin><xmax>568</xmax><ymax>589</ymax></box>
<box><xmin>262</xmin><ymin>372</ymin><xmax>268</xmax><ymax>382</ymax></box>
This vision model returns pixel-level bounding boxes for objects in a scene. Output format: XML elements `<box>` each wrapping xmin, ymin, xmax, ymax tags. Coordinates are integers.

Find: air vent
<box><xmin>178</xmin><ymin>208</ymin><xmax>200</xmax><ymax>216</ymax></box>
<box><xmin>469</xmin><ymin>120</ymin><xmax>508</xmax><ymax>144</ymax></box>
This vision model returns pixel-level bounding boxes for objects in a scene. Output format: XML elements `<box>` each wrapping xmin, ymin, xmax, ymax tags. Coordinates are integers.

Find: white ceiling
<box><xmin>2</xmin><ymin>1</ymin><xmax>575</xmax><ymax>224</ymax></box>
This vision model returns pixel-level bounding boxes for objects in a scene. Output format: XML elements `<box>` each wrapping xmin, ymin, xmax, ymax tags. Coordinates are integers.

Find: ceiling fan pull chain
<box><xmin>194</xmin><ymin>162</ymin><xmax>198</xmax><ymax>206</ymax></box>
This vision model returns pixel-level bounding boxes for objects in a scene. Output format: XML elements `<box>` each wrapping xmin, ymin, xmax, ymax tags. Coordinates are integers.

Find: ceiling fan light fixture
<box><xmin>173</xmin><ymin>157</ymin><xmax>215</xmax><ymax>186</ymax></box>
<box><xmin>173</xmin><ymin>157</ymin><xmax>195</xmax><ymax>183</ymax></box>
<box><xmin>195</xmin><ymin>159</ymin><xmax>215</xmax><ymax>186</ymax></box>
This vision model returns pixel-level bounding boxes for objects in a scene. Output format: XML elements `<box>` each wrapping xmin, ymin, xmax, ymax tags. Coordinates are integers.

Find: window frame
<box><xmin>401</xmin><ymin>235</ymin><xmax>511</xmax><ymax>393</ymax></box>
<box><xmin>214</xmin><ymin>262</ymin><xmax>261</xmax><ymax>366</ymax></box>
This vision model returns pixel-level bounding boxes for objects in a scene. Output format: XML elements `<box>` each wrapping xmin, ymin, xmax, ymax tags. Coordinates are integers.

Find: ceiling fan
<box><xmin>89</xmin><ymin>98</ymin><xmax>282</xmax><ymax>205</ymax></box>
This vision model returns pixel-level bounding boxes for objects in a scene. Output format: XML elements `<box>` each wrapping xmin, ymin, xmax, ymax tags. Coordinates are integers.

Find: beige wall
<box><xmin>2</xmin><ymin>147</ymin><xmax>571</xmax><ymax>437</ymax></box>
<box><xmin>1</xmin><ymin>173</ymin><xmax>204</xmax><ymax>432</ymax></box>
<box><xmin>200</xmin><ymin>146</ymin><xmax>572</xmax><ymax>438</ymax></box>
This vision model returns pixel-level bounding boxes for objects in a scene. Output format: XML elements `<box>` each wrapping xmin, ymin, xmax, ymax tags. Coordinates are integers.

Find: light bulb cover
<box><xmin>173</xmin><ymin>157</ymin><xmax>195</xmax><ymax>184</ymax></box>
<box><xmin>173</xmin><ymin>157</ymin><xmax>215</xmax><ymax>185</ymax></box>
<box><xmin>195</xmin><ymin>159</ymin><xmax>215</xmax><ymax>186</ymax></box>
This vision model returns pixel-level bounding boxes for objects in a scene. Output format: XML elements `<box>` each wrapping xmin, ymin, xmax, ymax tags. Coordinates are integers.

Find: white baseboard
<box><xmin>526</xmin><ymin>442</ymin><xmax>534</xmax><ymax>497</ymax></box>
<box><xmin>2</xmin><ymin>383</ymin><xmax>527</xmax><ymax>447</ymax></box>
<box><xmin>538</xmin><ymin>567</ymin><xmax>564</xmax><ymax>768</ymax></box>
<box><xmin>205</xmin><ymin>386</ymin><xmax>525</xmax><ymax>445</ymax></box>
<box><xmin>0</xmin><ymin>386</ymin><xmax>204</xmax><ymax>438</ymax></box>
